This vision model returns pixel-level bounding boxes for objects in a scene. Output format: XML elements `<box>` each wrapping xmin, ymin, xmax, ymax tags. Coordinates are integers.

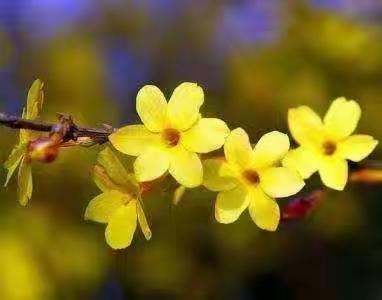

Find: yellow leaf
<box><xmin>19</xmin><ymin>108</ymin><xmax>31</xmax><ymax>144</ymax></box>
<box><xmin>93</xmin><ymin>165</ymin><xmax>117</xmax><ymax>192</ymax></box>
<box><xmin>17</xmin><ymin>159</ymin><xmax>33</xmax><ymax>206</ymax></box>
<box><xmin>136</xmin><ymin>200</ymin><xmax>152</xmax><ymax>240</ymax></box>
<box><xmin>173</xmin><ymin>185</ymin><xmax>186</xmax><ymax>205</ymax></box>
<box><xmin>98</xmin><ymin>147</ymin><xmax>138</xmax><ymax>191</ymax></box>
<box><xmin>25</xmin><ymin>79</ymin><xmax>44</xmax><ymax>120</ymax></box>
<box><xmin>4</xmin><ymin>143</ymin><xmax>26</xmax><ymax>187</ymax></box>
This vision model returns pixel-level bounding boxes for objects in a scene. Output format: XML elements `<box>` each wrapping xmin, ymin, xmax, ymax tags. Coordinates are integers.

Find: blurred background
<box><xmin>0</xmin><ymin>0</ymin><xmax>382</xmax><ymax>299</ymax></box>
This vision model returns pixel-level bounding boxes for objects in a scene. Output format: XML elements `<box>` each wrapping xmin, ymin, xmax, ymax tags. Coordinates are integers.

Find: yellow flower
<box><xmin>85</xmin><ymin>147</ymin><xmax>152</xmax><ymax>250</ymax></box>
<box><xmin>109</xmin><ymin>82</ymin><xmax>230</xmax><ymax>188</ymax></box>
<box><xmin>4</xmin><ymin>79</ymin><xmax>44</xmax><ymax>206</ymax></box>
<box><xmin>283</xmin><ymin>98</ymin><xmax>378</xmax><ymax>191</ymax></box>
<box><xmin>203</xmin><ymin>128</ymin><xmax>305</xmax><ymax>231</ymax></box>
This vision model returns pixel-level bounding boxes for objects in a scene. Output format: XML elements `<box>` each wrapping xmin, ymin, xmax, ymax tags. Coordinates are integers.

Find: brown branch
<box><xmin>0</xmin><ymin>112</ymin><xmax>115</xmax><ymax>145</ymax></box>
<box><xmin>0</xmin><ymin>112</ymin><xmax>53</xmax><ymax>132</ymax></box>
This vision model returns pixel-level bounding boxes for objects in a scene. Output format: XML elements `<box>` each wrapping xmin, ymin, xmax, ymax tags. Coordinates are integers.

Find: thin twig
<box><xmin>0</xmin><ymin>112</ymin><xmax>115</xmax><ymax>145</ymax></box>
<box><xmin>0</xmin><ymin>112</ymin><xmax>54</xmax><ymax>132</ymax></box>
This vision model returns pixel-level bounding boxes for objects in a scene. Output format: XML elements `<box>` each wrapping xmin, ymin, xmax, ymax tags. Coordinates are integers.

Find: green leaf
<box><xmin>17</xmin><ymin>158</ymin><xmax>33</xmax><ymax>206</ymax></box>
<box><xmin>173</xmin><ymin>185</ymin><xmax>186</xmax><ymax>205</ymax></box>
<box><xmin>25</xmin><ymin>79</ymin><xmax>44</xmax><ymax>120</ymax></box>
<box><xmin>4</xmin><ymin>143</ymin><xmax>27</xmax><ymax>187</ymax></box>
<box><xmin>136</xmin><ymin>200</ymin><xmax>152</xmax><ymax>240</ymax></box>
<box><xmin>97</xmin><ymin>147</ymin><xmax>138</xmax><ymax>191</ymax></box>
<box><xmin>19</xmin><ymin>107</ymin><xmax>31</xmax><ymax>144</ymax></box>
<box><xmin>93</xmin><ymin>165</ymin><xmax>113</xmax><ymax>192</ymax></box>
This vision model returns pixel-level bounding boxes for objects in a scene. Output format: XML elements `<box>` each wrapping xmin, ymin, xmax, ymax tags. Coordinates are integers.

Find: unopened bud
<box><xmin>27</xmin><ymin>138</ymin><xmax>60</xmax><ymax>163</ymax></box>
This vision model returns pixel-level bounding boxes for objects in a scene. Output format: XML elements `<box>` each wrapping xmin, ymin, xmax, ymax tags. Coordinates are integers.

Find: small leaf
<box><xmin>136</xmin><ymin>200</ymin><xmax>152</xmax><ymax>240</ymax></box>
<box><xmin>17</xmin><ymin>158</ymin><xmax>33</xmax><ymax>206</ymax></box>
<box><xmin>98</xmin><ymin>147</ymin><xmax>138</xmax><ymax>191</ymax></box>
<box><xmin>19</xmin><ymin>107</ymin><xmax>31</xmax><ymax>144</ymax></box>
<box><xmin>25</xmin><ymin>79</ymin><xmax>44</xmax><ymax>120</ymax></box>
<box><xmin>173</xmin><ymin>185</ymin><xmax>186</xmax><ymax>205</ymax></box>
<box><xmin>4</xmin><ymin>143</ymin><xmax>26</xmax><ymax>187</ymax></box>
<box><xmin>93</xmin><ymin>165</ymin><xmax>116</xmax><ymax>192</ymax></box>
<box><xmin>19</xmin><ymin>129</ymin><xmax>30</xmax><ymax>146</ymax></box>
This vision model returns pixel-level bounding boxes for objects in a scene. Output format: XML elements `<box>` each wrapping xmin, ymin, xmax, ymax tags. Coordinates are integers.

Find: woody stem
<box><xmin>0</xmin><ymin>112</ymin><xmax>115</xmax><ymax>145</ymax></box>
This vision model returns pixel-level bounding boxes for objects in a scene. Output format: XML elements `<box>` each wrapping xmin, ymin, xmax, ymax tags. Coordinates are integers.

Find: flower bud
<box><xmin>27</xmin><ymin>138</ymin><xmax>60</xmax><ymax>163</ymax></box>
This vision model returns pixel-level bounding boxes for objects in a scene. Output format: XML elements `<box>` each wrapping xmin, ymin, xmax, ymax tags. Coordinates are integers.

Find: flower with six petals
<box><xmin>85</xmin><ymin>147</ymin><xmax>152</xmax><ymax>250</ymax></box>
<box><xmin>109</xmin><ymin>82</ymin><xmax>230</xmax><ymax>188</ymax></box>
<box><xmin>283</xmin><ymin>98</ymin><xmax>378</xmax><ymax>191</ymax></box>
<box><xmin>203</xmin><ymin>128</ymin><xmax>305</xmax><ymax>231</ymax></box>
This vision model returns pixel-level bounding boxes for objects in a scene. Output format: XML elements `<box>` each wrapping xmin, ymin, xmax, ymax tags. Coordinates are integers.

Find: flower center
<box><xmin>162</xmin><ymin>128</ymin><xmax>181</xmax><ymax>147</ymax></box>
<box><xmin>243</xmin><ymin>170</ymin><xmax>260</xmax><ymax>185</ymax></box>
<box><xmin>322</xmin><ymin>140</ymin><xmax>337</xmax><ymax>156</ymax></box>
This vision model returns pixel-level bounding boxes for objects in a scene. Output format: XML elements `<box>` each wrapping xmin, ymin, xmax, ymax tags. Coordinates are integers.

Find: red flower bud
<box><xmin>27</xmin><ymin>138</ymin><xmax>60</xmax><ymax>163</ymax></box>
<box><xmin>282</xmin><ymin>190</ymin><xmax>325</xmax><ymax>221</ymax></box>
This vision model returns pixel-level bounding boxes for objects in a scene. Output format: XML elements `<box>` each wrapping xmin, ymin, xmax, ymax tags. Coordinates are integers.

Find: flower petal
<box><xmin>251</xmin><ymin>131</ymin><xmax>290</xmax><ymax>169</ymax></box>
<box><xmin>105</xmin><ymin>201</ymin><xmax>137</xmax><ymax>249</ymax></box>
<box><xmin>167</xmin><ymin>82</ymin><xmax>204</xmax><ymax>131</ymax></box>
<box><xmin>136</xmin><ymin>201</ymin><xmax>152</xmax><ymax>240</ymax></box>
<box><xmin>324</xmin><ymin>97</ymin><xmax>361</xmax><ymax>140</ymax></box>
<box><xmin>134</xmin><ymin>147</ymin><xmax>170</xmax><ymax>182</ymax></box>
<box><xmin>85</xmin><ymin>190</ymin><xmax>125</xmax><ymax>223</ymax></box>
<box><xmin>318</xmin><ymin>157</ymin><xmax>348</xmax><ymax>191</ymax></box>
<box><xmin>136</xmin><ymin>85</ymin><xmax>168</xmax><ymax>132</ymax></box>
<box><xmin>17</xmin><ymin>159</ymin><xmax>32</xmax><ymax>206</ymax></box>
<box><xmin>224</xmin><ymin>128</ymin><xmax>253</xmax><ymax>169</ymax></box>
<box><xmin>215</xmin><ymin>185</ymin><xmax>250</xmax><ymax>224</ymax></box>
<box><xmin>260</xmin><ymin>167</ymin><xmax>305</xmax><ymax>198</ymax></box>
<box><xmin>182</xmin><ymin>118</ymin><xmax>230</xmax><ymax>153</ymax></box>
<box><xmin>109</xmin><ymin>125</ymin><xmax>160</xmax><ymax>156</ymax></box>
<box><xmin>282</xmin><ymin>147</ymin><xmax>318</xmax><ymax>179</ymax></box>
<box><xmin>203</xmin><ymin>158</ymin><xmax>239</xmax><ymax>192</ymax></box>
<box><xmin>169</xmin><ymin>147</ymin><xmax>203</xmax><ymax>188</ymax></box>
<box><xmin>337</xmin><ymin>135</ymin><xmax>378</xmax><ymax>162</ymax></box>
<box><xmin>248</xmin><ymin>188</ymin><xmax>280</xmax><ymax>231</ymax></box>
<box><xmin>288</xmin><ymin>106</ymin><xmax>324</xmax><ymax>146</ymax></box>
